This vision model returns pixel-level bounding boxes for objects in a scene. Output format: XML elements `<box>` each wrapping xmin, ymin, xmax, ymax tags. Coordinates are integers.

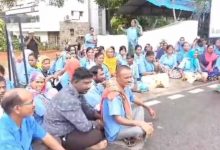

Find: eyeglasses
<box><xmin>66</xmin><ymin>57</ymin><xmax>71</xmax><ymax>59</ymax></box>
<box><xmin>20</xmin><ymin>99</ymin><xmax>34</xmax><ymax>106</ymax></box>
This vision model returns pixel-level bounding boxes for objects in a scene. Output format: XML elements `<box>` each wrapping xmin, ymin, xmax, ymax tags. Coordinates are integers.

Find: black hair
<box><xmin>90</xmin><ymin>27</ymin><xmax>94</xmax><ymax>31</ymax></box>
<box><xmin>0</xmin><ymin>64</ymin><xmax>5</xmax><ymax>75</ymax></box>
<box><xmin>110</xmin><ymin>46</ymin><xmax>115</xmax><ymax>51</ymax></box>
<box><xmin>98</xmin><ymin>46</ymin><xmax>105</xmax><ymax>51</ymax></box>
<box><xmin>73</xmin><ymin>67</ymin><xmax>93</xmax><ymax>81</ymax></box>
<box><xmin>135</xmin><ymin>45</ymin><xmax>142</xmax><ymax>50</ymax></box>
<box><xmin>197</xmin><ymin>39</ymin><xmax>203</xmax><ymax>44</ymax></box>
<box><xmin>28</xmin><ymin>53</ymin><xmax>37</xmax><ymax>60</ymax></box>
<box><xmin>146</xmin><ymin>50</ymin><xmax>154</xmax><ymax>57</ymax></box>
<box><xmin>86</xmin><ymin>47</ymin><xmax>93</xmax><ymax>53</ymax></box>
<box><xmin>166</xmin><ymin>45</ymin><xmax>174</xmax><ymax>50</ymax></box>
<box><xmin>1</xmin><ymin>91</ymin><xmax>23</xmax><ymax>114</ymax></box>
<box><xmin>95</xmin><ymin>52</ymin><xmax>104</xmax><ymax>59</ymax></box>
<box><xmin>89</xmin><ymin>65</ymin><xmax>103</xmax><ymax>76</ymax></box>
<box><xmin>207</xmin><ymin>44</ymin><xmax>214</xmax><ymax>48</ymax></box>
<box><xmin>126</xmin><ymin>54</ymin><xmax>134</xmax><ymax>59</ymax></box>
<box><xmin>116</xmin><ymin>65</ymin><xmax>131</xmax><ymax>74</ymax></box>
<box><xmin>119</xmin><ymin>46</ymin><xmax>127</xmax><ymax>53</ymax></box>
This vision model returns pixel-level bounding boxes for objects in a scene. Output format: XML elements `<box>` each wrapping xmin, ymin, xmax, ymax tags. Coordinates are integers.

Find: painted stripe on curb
<box><xmin>168</xmin><ymin>94</ymin><xmax>185</xmax><ymax>100</ymax></box>
<box><xmin>145</xmin><ymin>100</ymin><xmax>161</xmax><ymax>106</ymax></box>
<box><xmin>188</xmin><ymin>88</ymin><xmax>204</xmax><ymax>94</ymax></box>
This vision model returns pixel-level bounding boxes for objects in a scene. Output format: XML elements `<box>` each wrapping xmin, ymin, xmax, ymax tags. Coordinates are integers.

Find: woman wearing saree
<box><xmin>200</xmin><ymin>44</ymin><xmax>220</xmax><ymax>80</ymax></box>
<box><xmin>179</xmin><ymin>50</ymin><xmax>208</xmax><ymax>84</ymax></box>
<box><xmin>95</xmin><ymin>52</ymin><xmax>111</xmax><ymax>80</ymax></box>
<box><xmin>104</xmin><ymin>47</ymin><xmax>118</xmax><ymax>77</ymax></box>
<box><xmin>27</xmin><ymin>72</ymin><xmax>58</xmax><ymax>125</ymax></box>
<box><xmin>159</xmin><ymin>45</ymin><xmax>181</xmax><ymax>79</ymax></box>
<box><xmin>80</xmin><ymin>47</ymin><xmax>96</xmax><ymax>70</ymax></box>
<box><xmin>121</xmin><ymin>19</ymin><xmax>143</xmax><ymax>55</ymax></box>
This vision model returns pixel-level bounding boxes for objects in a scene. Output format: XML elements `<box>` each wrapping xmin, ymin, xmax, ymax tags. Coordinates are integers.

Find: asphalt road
<box><xmin>144</xmin><ymin>84</ymin><xmax>220</xmax><ymax>150</ymax></box>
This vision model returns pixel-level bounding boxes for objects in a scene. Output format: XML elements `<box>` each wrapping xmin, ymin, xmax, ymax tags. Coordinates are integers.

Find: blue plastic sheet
<box><xmin>147</xmin><ymin>0</ymin><xmax>196</xmax><ymax>12</ymax></box>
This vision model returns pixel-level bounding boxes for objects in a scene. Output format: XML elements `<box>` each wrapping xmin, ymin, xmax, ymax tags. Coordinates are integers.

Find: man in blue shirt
<box><xmin>84</xmin><ymin>27</ymin><xmax>97</xmax><ymax>49</ymax></box>
<box><xmin>0</xmin><ymin>88</ymin><xmax>65</xmax><ymax>150</ymax></box>
<box><xmin>85</xmin><ymin>65</ymin><xmax>106</xmax><ymax>110</ymax></box>
<box><xmin>102</xmin><ymin>65</ymin><xmax>155</xmax><ymax>144</ymax></box>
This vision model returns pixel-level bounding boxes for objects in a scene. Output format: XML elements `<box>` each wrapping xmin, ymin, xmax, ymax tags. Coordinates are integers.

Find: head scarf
<box><xmin>64</xmin><ymin>58</ymin><xmax>80</xmax><ymax>80</ymax></box>
<box><xmin>28</xmin><ymin>72</ymin><xmax>46</xmax><ymax>95</ymax></box>
<box><xmin>104</xmin><ymin>48</ymin><xmax>117</xmax><ymax>76</ymax></box>
<box><xmin>205</xmin><ymin>48</ymin><xmax>218</xmax><ymax>71</ymax></box>
<box><xmin>188</xmin><ymin>50</ymin><xmax>199</xmax><ymax>71</ymax></box>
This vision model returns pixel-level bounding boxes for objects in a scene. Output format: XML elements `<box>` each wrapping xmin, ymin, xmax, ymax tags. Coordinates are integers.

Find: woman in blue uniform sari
<box><xmin>121</xmin><ymin>19</ymin><xmax>143</xmax><ymax>55</ymax></box>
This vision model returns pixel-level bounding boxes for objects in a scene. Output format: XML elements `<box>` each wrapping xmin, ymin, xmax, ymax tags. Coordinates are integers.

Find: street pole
<box><xmin>18</xmin><ymin>17</ymin><xmax>28</xmax><ymax>85</ymax></box>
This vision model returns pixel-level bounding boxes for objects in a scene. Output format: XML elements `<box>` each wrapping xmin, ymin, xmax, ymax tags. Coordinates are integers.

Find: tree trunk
<box><xmin>172</xmin><ymin>0</ymin><xmax>177</xmax><ymax>21</ymax></box>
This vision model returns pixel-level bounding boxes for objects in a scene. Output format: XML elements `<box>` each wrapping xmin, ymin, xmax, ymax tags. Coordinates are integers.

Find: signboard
<box><xmin>209</xmin><ymin>0</ymin><xmax>220</xmax><ymax>38</ymax></box>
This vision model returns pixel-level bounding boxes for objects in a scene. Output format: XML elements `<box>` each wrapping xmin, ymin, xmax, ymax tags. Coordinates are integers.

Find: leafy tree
<box><xmin>0</xmin><ymin>19</ymin><xmax>6</xmax><ymax>51</ymax></box>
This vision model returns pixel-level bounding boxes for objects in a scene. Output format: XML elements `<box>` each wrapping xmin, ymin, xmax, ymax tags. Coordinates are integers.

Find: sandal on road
<box><xmin>122</xmin><ymin>138</ymin><xmax>137</xmax><ymax>147</ymax></box>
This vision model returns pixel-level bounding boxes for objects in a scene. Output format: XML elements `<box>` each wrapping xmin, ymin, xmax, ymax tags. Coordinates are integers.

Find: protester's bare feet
<box><xmin>86</xmin><ymin>140</ymin><xmax>107</xmax><ymax>150</ymax></box>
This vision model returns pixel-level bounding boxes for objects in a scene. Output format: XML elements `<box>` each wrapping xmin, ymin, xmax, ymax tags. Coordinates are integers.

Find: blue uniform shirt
<box><xmin>84</xmin><ymin>34</ymin><xmax>96</xmax><ymax>49</ymax></box>
<box><xmin>177</xmin><ymin>50</ymin><xmax>189</xmax><ymax>64</ymax></box>
<box><xmin>178</xmin><ymin>58</ymin><xmax>201</xmax><ymax>72</ymax></box>
<box><xmin>103</xmin><ymin>87</ymin><xmax>135</xmax><ymax>142</ymax></box>
<box><xmin>139</xmin><ymin>59</ymin><xmax>155</xmax><ymax>75</ymax></box>
<box><xmin>0</xmin><ymin>114</ymin><xmax>46</xmax><ymax>150</ymax></box>
<box><xmin>60</xmin><ymin>72</ymin><xmax>71</xmax><ymax>88</ymax></box>
<box><xmin>159</xmin><ymin>54</ymin><xmax>177</xmax><ymax>69</ymax></box>
<box><xmin>102</xmin><ymin>64</ymin><xmax>111</xmax><ymax>80</ymax></box>
<box><xmin>5</xmin><ymin>79</ymin><xmax>14</xmax><ymax>90</ymax></box>
<box><xmin>116</xmin><ymin>55</ymin><xmax>128</xmax><ymax>66</ymax></box>
<box><xmin>85</xmin><ymin>83</ymin><xmax>104</xmax><ymax>108</ymax></box>
<box><xmin>214</xmin><ymin>47</ymin><xmax>220</xmax><ymax>56</ymax></box>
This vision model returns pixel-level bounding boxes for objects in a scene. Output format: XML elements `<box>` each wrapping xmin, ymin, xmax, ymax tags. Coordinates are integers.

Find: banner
<box><xmin>209</xmin><ymin>0</ymin><xmax>220</xmax><ymax>38</ymax></box>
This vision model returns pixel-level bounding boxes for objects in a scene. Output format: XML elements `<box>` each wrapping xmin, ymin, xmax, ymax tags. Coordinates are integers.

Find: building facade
<box><xmin>4</xmin><ymin>0</ymin><xmax>106</xmax><ymax>49</ymax></box>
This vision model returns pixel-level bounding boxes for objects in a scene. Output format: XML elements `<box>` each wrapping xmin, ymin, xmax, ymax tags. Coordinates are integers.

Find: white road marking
<box><xmin>188</xmin><ymin>88</ymin><xmax>204</xmax><ymax>94</ymax></box>
<box><xmin>168</xmin><ymin>94</ymin><xmax>185</xmax><ymax>100</ymax></box>
<box><xmin>145</xmin><ymin>100</ymin><xmax>161</xmax><ymax>106</ymax></box>
<box><xmin>208</xmin><ymin>84</ymin><xmax>218</xmax><ymax>89</ymax></box>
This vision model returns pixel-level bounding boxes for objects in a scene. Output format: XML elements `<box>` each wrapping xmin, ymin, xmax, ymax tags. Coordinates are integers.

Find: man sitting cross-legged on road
<box><xmin>0</xmin><ymin>88</ymin><xmax>65</xmax><ymax>150</ymax></box>
<box><xmin>102</xmin><ymin>65</ymin><xmax>156</xmax><ymax>146</ymax></box>
<box><xmin>43</xmin><ymin>67</ymin><xmax>107</xmax><ymax>150</ymax></box>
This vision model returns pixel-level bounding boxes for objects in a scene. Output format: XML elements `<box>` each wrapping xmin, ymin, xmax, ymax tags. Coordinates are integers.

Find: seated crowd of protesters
<box><xmin>0</xmin><ymin>37</ymin><xmax>220</xmax><ymax>150</ymax></box>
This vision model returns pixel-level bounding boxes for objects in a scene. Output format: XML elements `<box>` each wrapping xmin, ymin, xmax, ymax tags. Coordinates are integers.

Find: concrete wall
<box><xmin>97</xmin><ymin>20</ymin><xmax>199</xmax><ymax>52</ymax></box>
<box><xmin>59</xmin><ymin>21</ymin><xmax>89</xmax><ymax>49</ymax></box>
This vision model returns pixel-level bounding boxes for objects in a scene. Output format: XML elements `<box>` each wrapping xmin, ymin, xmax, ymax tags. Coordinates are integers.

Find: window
<box><xmin>70</xmin><ymin>29</ymin><xmax>74</xmax><ymax>36</ymax></box>
<box><xmin>71</xmin><ymin>11</ymin><xmax>74</xmax><ymax>16</ymax></box>
<box><xmin>79</xmin><ymin>11</ymin><xmax>83</xmax><ymax>17</ymax></box>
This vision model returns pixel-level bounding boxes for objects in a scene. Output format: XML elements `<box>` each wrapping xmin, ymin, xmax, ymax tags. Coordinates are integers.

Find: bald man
<box><xmin>0</xmin><ymin>88</ymin><xmax>65</xmax><ymax>150</ymax></box>
<box><xmin>102</xmin><ymin>65</ymin><xmax>155</xmax><ymax>144</ymax></box>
